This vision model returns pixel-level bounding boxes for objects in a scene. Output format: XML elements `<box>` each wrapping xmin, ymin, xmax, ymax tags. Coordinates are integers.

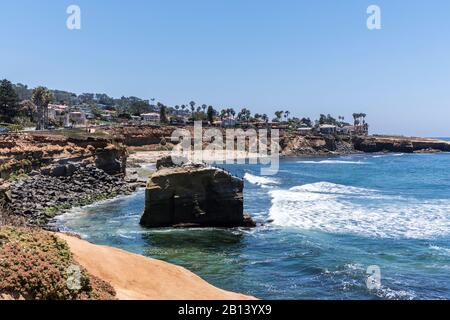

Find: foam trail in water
<box><xmin>269</xmin><ymin>182</ymin><xmax>450</xmax><ymax>239</ymax></box>
<box><xmin>297</xmin><ymin>160</ymin><xmax>370</xmax><ymax>165</ymax></box>
<box><xmin>244</xmin><ymin>173</ymin><xmax>280</xmax><ymax>187</ymax></box>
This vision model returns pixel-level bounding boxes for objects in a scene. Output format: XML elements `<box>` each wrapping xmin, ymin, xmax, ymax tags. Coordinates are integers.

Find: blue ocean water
<box><xmin>55</xmin><ymin>152</ymin><xmax>450</xmax><ymax>300</ymax></box>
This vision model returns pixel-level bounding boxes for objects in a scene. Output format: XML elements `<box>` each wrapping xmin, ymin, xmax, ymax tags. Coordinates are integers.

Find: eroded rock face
<box><xmin>0</xmin><ymin>133</ymin><xmax>127</xmax><ymax>180</ymax></box>
<box><xmin>5</xmin><ymin>163</ymin><xmax>137</xmax><ymax>227</ymax></box>
<box><xmin>279</xmin><ymin>133</ymin><xmax>357</xmax><ymax>156</ymax></box>
<box><xmin>352</xmin><ymin>136</ymin><xmax>450</xmax><ymax>153</ymax></box>
<box><xmin>104</xmin><ymin>125</ymin><xmax>177</xmax><ymax>147</ymax></box>
<box><xmin>140</xmin><ymin>162</ymin><xmax>253</xmax><ymax>228</ymax></box>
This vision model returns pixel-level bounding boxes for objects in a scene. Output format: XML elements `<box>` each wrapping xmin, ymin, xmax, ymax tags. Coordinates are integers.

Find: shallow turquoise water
<box><xmin>55</xmin><ymin>152</ymin><xmax>450</xmax><ymax>299</ymax></box>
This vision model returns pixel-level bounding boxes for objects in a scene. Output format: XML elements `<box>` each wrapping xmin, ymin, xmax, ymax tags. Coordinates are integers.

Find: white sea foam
<box><xmin>290</xmin><ymin>181</ymin><xmax>378</xmax><ymax>195</ymax></box>
<box><xmin>429</xmin><ymin>245</ymin><xmax>450</xmax><ymax>255</ymax></box>
<box><xmin>375</xmin><ymin>287</ymin><xmax>416</xmax><ymax>300</ymax></box>
<box><xmin>244</xmin><ymin>173</ymin><xmax>280</xmax><ymax>187</ymax></box>
<box><xmin>117</xmin><ymin>230</ymin><xmax>134</xmax><ymax>239</ymax></box>
<box><xmin>269</xmin><ymin>182</ymin><xmax>450</xmax><ymax>239</ymax></box>
<box><xmin>297</xmin><ymin>160</ymin><xmax>370</xmax><ymax>165</ymax></box>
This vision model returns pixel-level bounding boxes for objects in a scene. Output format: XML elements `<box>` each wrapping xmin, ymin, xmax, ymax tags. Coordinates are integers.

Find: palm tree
<box><xmin>207</xmin><ymin>106</ymin><xmax>215</xmax><ymax>124</ymax></box>
<box><xmin>262</xmin><ymin>114</ymin><xmax>268</xmax><ymax>123</ymax></box>
<box><xmin>238</xmin><ymin>108</ymin><xmax>251</xmax><ymax>126</ymax></box>
<box><xmin>274</xmin><ymin>111</ymin><xmax>283</xmax><ymax>122</ymax></box>
<box><xmin>230</xmin><ymin>108</ymin><xmax>236</xmax><ymax>119</ymax></box>
<box><xmin>361</xmin><ymin>113</ymin><xmax>368</xmax><ymax>134</ymax></box>
<box><xmin>353</xmin><ymin>113</ymin><xmax>368</xmax><ymax>134</ymax></box>
<box><xmin>352</xmin><ymin>113</ymin><xmax>359</xmax><ymax>126</ymax></box>
<box><xmin>32</xmin><ymin>86</ymin><xmax>53</xmax><ymax>130</ymax></box>
<box><xmin>220</xmin><ymin>109</ymin><xmax>226</xmax><ymax>120</ymax></box>
<box><xmin>150</xmin><ymin>98</ymin><xmax>156</xmax><ymax>110</ymax></box>
<box><xmin>189</xmin><ymin>101</ymin><xmax>196</xmax><ymax>119</ymax></box>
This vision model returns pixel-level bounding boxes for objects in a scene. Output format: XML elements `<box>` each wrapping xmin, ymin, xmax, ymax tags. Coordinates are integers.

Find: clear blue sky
<box><xmin>1</xmin><ymin>0</ymin><xmax>449</xmax><ymax>136</ymax></box>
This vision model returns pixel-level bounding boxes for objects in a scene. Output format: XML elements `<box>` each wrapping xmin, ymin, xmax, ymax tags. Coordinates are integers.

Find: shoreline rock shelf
<box><xmin>5</xmin><ymin>163</ymin><xmax>137</xmax><ymax>226</ymax></box>
<box><xmin>140</xmin><ymin>158</ymin><xmax>255</xmax><ymax>228</ymax></box>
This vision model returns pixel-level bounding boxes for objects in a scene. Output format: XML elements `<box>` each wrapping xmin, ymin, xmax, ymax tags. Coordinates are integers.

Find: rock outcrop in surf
<box><xmin>140</xmin><ymin>156</ymin><xmax>255</xmax><ymax>228</ymax></box>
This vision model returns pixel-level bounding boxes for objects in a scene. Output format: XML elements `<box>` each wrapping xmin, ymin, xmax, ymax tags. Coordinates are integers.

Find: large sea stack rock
<box><xmin>140</xmin><ymin>160</ymin><xmax>254</xmax><ymax>228</ymax></box>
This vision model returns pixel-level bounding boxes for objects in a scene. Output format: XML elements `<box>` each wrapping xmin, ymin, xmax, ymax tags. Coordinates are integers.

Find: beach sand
<box><xmin>128</xmin><ymin>150</ymin><xmax>267</xmax><ymax>166</ymax></box>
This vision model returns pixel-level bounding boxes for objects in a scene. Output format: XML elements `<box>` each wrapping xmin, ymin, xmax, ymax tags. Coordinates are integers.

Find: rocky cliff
<box><xmin>105</xmin><ymin>125</ymin><xmax>176</xmax><ymax>147</ymax></box>
<box><xmin>352</xmin><ymin>135</ymin><xmax>450</xmax><ymax>153</ymax></box>
<box><xmin>0</xmin><ymin>132</ymin><xmax>127</xmax><ymax>181</ymax></box>
<box><xmin>6</xmin><ymin>163</ymin><xmax>136</xmax><ymax>226</ymax></box>
<box><xmin>279</xmin><ymin>133</ymin><xmax>450</xmax><ymax>156</ymax></box>
<box><xmin>105</xmin><ymin>125</ymin><xmax>450</xmax><ymax>156</ymax></box>
<box><xmin>279</xmin><ymin>132</ymin><xmax>357</xmax><ymax>156</ymax></box>
<box><xmin>141</xmin><ymin>158</ymin><xmax>254</xmax><ymax>228</ymax></box>
<box><xmin>0</xmin><ymin>132</ymin><xmax>131</xmax><ymax>226</ymax></box>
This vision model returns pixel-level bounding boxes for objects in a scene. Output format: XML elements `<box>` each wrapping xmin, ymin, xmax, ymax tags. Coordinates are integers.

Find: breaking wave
<box><xmin>268</xmin><ymin>182</ymin><xmax>450</xmax><ymax>239</ymax></box>
<box><xmin>244</xmin><ymin>173</ymin><xmax>280</xmax><ymax>187</ymax></box>
<box><xmin>297</xmin><ymin>160</ymin><xmax>370</xmax><ymax>165</ymax></box>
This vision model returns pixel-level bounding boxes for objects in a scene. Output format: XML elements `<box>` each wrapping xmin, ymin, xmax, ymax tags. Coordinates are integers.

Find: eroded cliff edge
<box><xmin>0</xmin><ymin>132</ymin><xmax>135</xmax><ymax>226</ymax></box>
<box><xmin>104</xmin><ymin>125</ymin><xmax>450</xmax><ymax>156</ymax></box>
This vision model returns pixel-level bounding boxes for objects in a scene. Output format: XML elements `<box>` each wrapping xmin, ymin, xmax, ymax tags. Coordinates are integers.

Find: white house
<box><xmin>319</xmin><ymin>124</ymin><xmax>337</xmax><ymax>134</ymax></box>
<box><xmin>48</xmin><ymin>104</ymin><xmax>69</xmax><ymax>126</ymax></box>
<box><xmin>68</xmin><ymin>111</ymin><xmax>87</xmax><ymax>126</ymax></box>
<box><xmin>340</xmin><ymin>125</ymin><xmax>357</xmax><ymax>135</ymax></box>
<box><xmin>130</xmin><ymin>115</ymin><xmax>142</xmax><ymax>123</ymax></box>
<box><xmin>141</xmin><ymin>112</ymin><xmax>160</xmax><ymax>124</ymax></box>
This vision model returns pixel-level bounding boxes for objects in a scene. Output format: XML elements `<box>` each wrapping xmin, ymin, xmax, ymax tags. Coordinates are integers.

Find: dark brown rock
<box><xmin>140</xmin><ymin>163</ymin><xmax>253</xmax><ymax>228</ymax></box>
<box><xmin>352</xmin><ymin>136</ymin><xmax>450</xmax><ymax>153</ymax></box>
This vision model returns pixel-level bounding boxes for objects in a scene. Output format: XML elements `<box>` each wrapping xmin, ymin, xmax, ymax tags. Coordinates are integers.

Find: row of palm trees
<box><xmin>164</xmin><ymin>101</ymin><xmax>368</xmax><ymax>131</ymax></box>
<box><xmin>352</xmin><ymin>113</ymin><xmax>368</xmax><ymax>134</ymax></box>
<box><xmin>171</xmin><ymin>102</ymin><xmax>294</xmax><ymax>124</ymax></box>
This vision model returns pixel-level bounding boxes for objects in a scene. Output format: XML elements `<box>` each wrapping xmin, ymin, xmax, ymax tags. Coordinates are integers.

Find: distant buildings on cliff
<box><xmin>47</xmin><ymin>104</ymin><xmax>87</xmax><ymax>127</ymax></box>
<box><xmin>42</xmin><ymin>104</ymin><xmax>369</xmax><ymax>137</ymax></box>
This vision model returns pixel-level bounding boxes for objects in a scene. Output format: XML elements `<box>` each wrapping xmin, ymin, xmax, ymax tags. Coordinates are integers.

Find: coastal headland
<box><xmin>1</xmin><ymin>126</ymin><xmax>450</xmax><ymax>300</ymax></box>
<box><xmin>2</xmin><ymin>127</ymin><xmax>449</xmax><ymax>219</ymax></box>
<box><xmin>2</xmin><ymin>126</ymin><xmax>450</xmax><ymax>225</ymax></box>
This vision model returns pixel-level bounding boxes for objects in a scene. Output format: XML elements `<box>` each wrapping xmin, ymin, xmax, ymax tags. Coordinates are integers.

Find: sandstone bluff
<box><xmin>140</xmin><ymin>157</ymin><xmax>255</xmax><ymax>228</ymax></box>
